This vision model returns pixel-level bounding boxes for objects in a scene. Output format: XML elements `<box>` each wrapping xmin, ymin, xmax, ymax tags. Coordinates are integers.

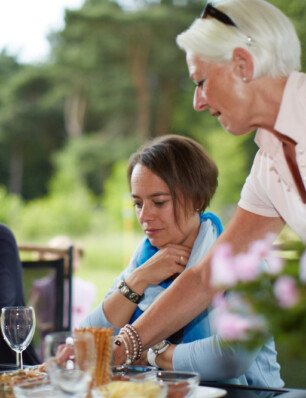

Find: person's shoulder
<box><xmin>0</xmin><ymin>223</ymin><xmax>17</xmax><ymax>243</ymax></box>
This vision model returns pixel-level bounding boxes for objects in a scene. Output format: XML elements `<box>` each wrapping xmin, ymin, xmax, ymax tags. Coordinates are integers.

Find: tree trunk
<box><xmin>64</xmin><ymin>93</ymin><xmax>87</xmax><ymax>138</ymax></box>
<box><xmin>155</xmin><ymin>80</ymin><xmax>175</xmax><ymax>137</ymax></box>
<box><xmin>9</xmin><ymin>149</ymin><xmax>23</xmax><ymax>195</ymax></box>
<box><xmin>128</xmin><ymin>44</ymin><xmax>150</xmax><ymax>141</ymax></box>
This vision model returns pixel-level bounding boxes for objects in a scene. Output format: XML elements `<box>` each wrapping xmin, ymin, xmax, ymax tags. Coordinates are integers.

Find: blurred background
<box><xmin>0</xmin><ymin>0</ymin><xmax>305</xmax><ymax>386</ymax></box>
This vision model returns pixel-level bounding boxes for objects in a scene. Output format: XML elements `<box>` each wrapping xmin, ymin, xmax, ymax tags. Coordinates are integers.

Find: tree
<box><xmin>0</xmin><ymin>63</ymin><xmax>65</xmax><ymax>199</ymax></box>
<box><xmin>49</xmin><ymin>0</ymin><xmax>203</xmax><ymax>141</ymax></box>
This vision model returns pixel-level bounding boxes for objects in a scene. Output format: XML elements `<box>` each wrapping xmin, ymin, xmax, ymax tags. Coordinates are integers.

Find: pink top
<box><xmin>238</xmin><ymin>71</ymin><xmax>306</xmax><ymax>242</ymax></box>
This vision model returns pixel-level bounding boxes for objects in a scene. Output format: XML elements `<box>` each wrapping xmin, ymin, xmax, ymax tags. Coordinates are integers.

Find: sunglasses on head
<box><xmin>200</xmin><ymin>2</ymin><xmax>253</xmax><ymax>45</ymax></box>
<box><xmin>201</xmin><ymin>2</ymin><xmax>237</xmax><ymax>27</ymax></box>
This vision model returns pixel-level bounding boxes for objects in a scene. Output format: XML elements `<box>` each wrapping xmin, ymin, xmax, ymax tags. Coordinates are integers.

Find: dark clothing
<box><xmin>0</xmin><ymin>223</ymin><xmax>40</xmax><ymax>365</ymax></box>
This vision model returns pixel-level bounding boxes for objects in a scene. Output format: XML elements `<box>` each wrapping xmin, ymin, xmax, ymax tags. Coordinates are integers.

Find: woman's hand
<box><xmin>131</xmin><ymin>243</ymin><xmax>192</xmax><ymax>291</ymax></box>
<box><xmin>112</xmin><ymin>339</ymin><xmax>128</xmax><ymax>365</ymax></box>
<box><xmin>103</xmin><ymin>243</ymin><xmax>191</xmax><ymax>328</ymax></box>
<box><xmin>133</xmin><ymin>349</ymin><xmax>149</xmax><ymax>366</ymax></box>
<box><xmin>155</xmin><ymin>344</ymin><xmax>175</xmax><ymax>370</ymax></box>
<box><xmin>55</xmin><ymin>343</ymin><xmax>75</xmax><ymax>366</ymax></box>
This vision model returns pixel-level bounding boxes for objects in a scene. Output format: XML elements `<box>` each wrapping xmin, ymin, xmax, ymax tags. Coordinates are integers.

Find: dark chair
<box><xmin>19</xmin><ymin>243</ymin><xmax>74</xmax><ymax>332</ymax></box>
<box><xmin>18</xmin><ymin>244</ymin><xmax>74</xmax><ymax>362</ymax></box>
<box><xmin>22</xmin><ymin>258</ymin><xmax>66</xmax><ymax>332</ymax></box>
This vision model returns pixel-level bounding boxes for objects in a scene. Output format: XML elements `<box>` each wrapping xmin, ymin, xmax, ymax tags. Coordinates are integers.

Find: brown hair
<box><xmin>127</xmin><ymin>135</ymin><xmax>218</xmax><ymax>217</ymax></box>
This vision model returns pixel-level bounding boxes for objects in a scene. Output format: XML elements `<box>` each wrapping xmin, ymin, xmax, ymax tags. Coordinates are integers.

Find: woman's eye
<box><xmin>133</xmin><ymin>202</ymin><xmax>142</xmax><ymax>208</ymax></box>
<box><xmin>154</xmin><ymin>201</ymin><xmax>166</xmax><ymax>206</ymax></box>
<box><xmin>197</xmin><ymin>80</ymin><xmax>205</xmax><ymax>88</ymax></box>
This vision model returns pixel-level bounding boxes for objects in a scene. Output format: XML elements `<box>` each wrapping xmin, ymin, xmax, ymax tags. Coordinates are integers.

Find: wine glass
<box><xmin>0</xmin><ymin>306</ymin><xmax>36</xmax><ymax>370</ymax></box>
<box><xmin>44</xmin><ymin>331</ymin><xmax>96</xmax><ymax>398</ymax></box>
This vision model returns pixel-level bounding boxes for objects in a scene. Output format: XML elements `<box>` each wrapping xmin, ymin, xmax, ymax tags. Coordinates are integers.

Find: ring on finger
<box><xmin>179</xmin><ymin>255</ymin><xmax>184</xmax><ymax>265</ymax></box>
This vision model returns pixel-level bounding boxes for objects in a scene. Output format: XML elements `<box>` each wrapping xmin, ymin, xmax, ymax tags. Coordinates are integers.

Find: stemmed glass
<box><xmin>44</xmin><ymin>331</ymin><xmax>96</xmax><ymax>398</ymax></box>
<box><xmin>0</xmin><ymin>306</ymin><xmax>36</xmax><ymax>370</ymax></box>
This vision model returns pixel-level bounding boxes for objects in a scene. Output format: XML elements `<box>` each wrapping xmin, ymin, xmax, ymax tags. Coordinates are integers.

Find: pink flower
<box><xmin>249</xmin><ymin>233</ymin><xmax>276</xmax><ymax>257</ymax></box>
<box><xmin>300</xmin><ymin>251</ymin><xmax>306</xmax><ymax>284</ymax></box>
<box><xmin>273</xmin><ymin>276</ymin><xmax>299</xmax><ymax>308</ymax></box>
<box><xmin>212</xmin><ymin>293</ymin><xmax>229</xmax><ymax>310</ymax></box>
<box><xmin>210</xmin><ymin>243</ymin><xmax>237</xmax><ymax>287</ymax></box>
<box><xmin>265</xmin><ymin>252</ymin><xmax>284</xmax><ymax>275</ymax></box>
<box><xmin>213</xmin><ymin>312</ymin><xmax>254</xmax><ymax>341</ymax></box>
<box><xmin>234</xmin><ymin>252</ymin><xmax>261</xmax><ymax>282</ymax></box>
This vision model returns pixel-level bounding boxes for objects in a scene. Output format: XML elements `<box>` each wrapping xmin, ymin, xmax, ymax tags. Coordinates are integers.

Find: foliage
<box><xmin>0</xmin><ymin>186</ymin><xmax>22</xmax><ymax>226</ymax></box>
<box><xmin>0</xmin><ymin>0</ymin><xmax>304</xmax><ymax>237</ymax></box>
<box><xmin>101</xmin><ymin>160</ymin><xmax>140</xmax><ymax>232</ymax></box>
<box><xmin>0</xmin><ymin>64</ymin><xmax>65</xmax><ymax>199</ymax></box>
<box><xmin>269</xmin><ymin>0</ymin><xmax>306</xmax><ymax>70</ymax></box>
<box><xmin>49</xmin><ymin>134</ymin><xmax>140</xmax><ymax>197</ymax></box>
<box><xmin>16</xmin><ymin>189</ymin><xmax>95</xmax><ymax>239</ymax></box>
<box><xmin>205</xmin><ymin>128</ymin><xmax>253</xmax><ymax>222</ymax></box>
<box><xmin>211</xmin><ymin>235</ymin><xmax>306</xmax><ymax>359</ymax></box>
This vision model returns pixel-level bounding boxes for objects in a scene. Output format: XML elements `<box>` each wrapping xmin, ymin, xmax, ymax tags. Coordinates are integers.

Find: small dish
<box><xmin>156</xmin><ymin>370</ymin><xmax>200</xmax><ymax>398</ymax></box>
<box><xmin>111</xmin><ymin>365</ymin><xmax>157</xmax><ymax>381</ymax></box>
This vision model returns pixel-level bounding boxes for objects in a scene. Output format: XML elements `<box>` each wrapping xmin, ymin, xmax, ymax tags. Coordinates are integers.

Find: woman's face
<box><xmin>130</xmin><ymin>164</ymin><xmax>200</xmax><ymax>249</ymax></box>
<box><xmin>187</xmin><ymin>52</ymin><xmax>255</xmax><ymax>135</ymax></box>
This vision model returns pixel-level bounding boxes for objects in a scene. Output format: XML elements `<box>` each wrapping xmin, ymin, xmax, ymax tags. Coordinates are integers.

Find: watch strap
<box><xmin>147</xmin><ymin>347</ymin><xmax>158</xmax><ymax>367</ymax></box>
<box><xmin>147</xmin><ymin>340</ymin><xmax>171</xmax><ymax>367</ymax></box>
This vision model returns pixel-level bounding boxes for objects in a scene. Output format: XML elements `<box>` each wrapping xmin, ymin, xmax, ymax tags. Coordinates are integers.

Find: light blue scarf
<box><xmin>129</xmin><ymin>212</ymin><xmax>249</xmax><ymax>385</ymax></box>
<box><xmin>130</xmin><ymin>212</ymin><xmax>223</xmax><ymax>344</ymax></box>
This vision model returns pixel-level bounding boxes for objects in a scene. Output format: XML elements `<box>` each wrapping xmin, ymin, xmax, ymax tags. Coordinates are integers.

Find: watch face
<box><xmin>152</xmin><ymin>341</ymin><xmax>167</xmax><ymax>351</ymax></box>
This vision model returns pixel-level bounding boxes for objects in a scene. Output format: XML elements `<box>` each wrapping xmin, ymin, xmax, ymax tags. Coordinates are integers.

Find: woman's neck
<box><xmin>250</xmin><ymin>75</ymin><xmax>288</xmax><ymax>132</ymax></box>
<box><xmin>181</xmin><ymin>213</ymin><xmax>201</xmax><ymax>249</ymax></box>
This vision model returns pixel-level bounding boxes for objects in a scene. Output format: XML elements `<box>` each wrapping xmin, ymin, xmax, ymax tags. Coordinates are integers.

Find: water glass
<box><xmin>44</xmin><ymin>330</ymin><xmax>96</xmax><ymax>398</ymax></box>
<box><xmin>0</xmin><ymin>306</ymin><xmax>36</xmax><ymax>370</ymax></box>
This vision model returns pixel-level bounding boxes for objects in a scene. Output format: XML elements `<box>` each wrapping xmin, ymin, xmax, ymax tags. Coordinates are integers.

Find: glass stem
<box><xmin>19</xmin><ymin>352</ymin><xmax>23</xmax><ymax>370</ymax></box>
<box><xmin>16</xmin><ymin>351</ymin><xmax>20</xmax><ymax>369</ymax></box>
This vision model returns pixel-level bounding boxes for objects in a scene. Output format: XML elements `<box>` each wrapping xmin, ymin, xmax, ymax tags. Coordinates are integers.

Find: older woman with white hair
<box><xmin>113</xmin><ymin>0</ymin><xmax>306</xmax><ymax>386</ymax></box>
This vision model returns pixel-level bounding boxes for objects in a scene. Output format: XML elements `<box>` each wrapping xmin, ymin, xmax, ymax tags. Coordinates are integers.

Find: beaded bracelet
<box><xmin>121</xmin><ymin>328</ymin><xmax>137</xmax><ymax>363</ymax></box>
<box><xmin>126</xmin><ymin>324</ymin><xmax>143</xmax><ymax>360</ymax></box>
<box><xmin>116</xmin><ymin>324</ymin><xmax>143</xmax><ymax>365</ymax></box>
<box><xmin>114</xmin><ymin>335</ymin><xmax>133</xmax><ymax>365</ymax></box>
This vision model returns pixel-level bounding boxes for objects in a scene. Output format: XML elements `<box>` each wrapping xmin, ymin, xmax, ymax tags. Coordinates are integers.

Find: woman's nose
<box><xmin>139</xmin><ymin>204</ymin><xmax>153</xmax><ymax>223</ymax></box>
<box><xmin>193</xmin><ymin>86</ymin><xmax>208</xmax><ymax>112</ymax></box>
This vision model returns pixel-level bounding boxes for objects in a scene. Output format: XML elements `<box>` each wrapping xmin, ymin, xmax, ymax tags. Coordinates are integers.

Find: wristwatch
<box><xmin>147</xmin><ymin>340</ymin><xmax>171</xmax><ymax>367</ymax></box>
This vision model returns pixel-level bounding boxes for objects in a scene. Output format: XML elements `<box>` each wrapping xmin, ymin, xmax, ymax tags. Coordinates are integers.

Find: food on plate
<box><xmin>0</xmin><ymin>367</ymin><xmax>46</xmax><ymax>397</ymax></box>
<box><xmin>93</xmin><ymin>380</ymin><xmax>165</xmax><ymax>398</ymax></box>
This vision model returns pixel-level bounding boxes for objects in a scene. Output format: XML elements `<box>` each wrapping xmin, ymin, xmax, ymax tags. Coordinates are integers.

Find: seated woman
<box><xmin>80</xmin><ymin>135</ymin><xmax>283</xmax><ymax>387</ymax></box>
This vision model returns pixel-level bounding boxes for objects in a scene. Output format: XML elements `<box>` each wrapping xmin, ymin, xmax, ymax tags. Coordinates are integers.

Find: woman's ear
<box><xmin>232</xmin><ymin>47</ymin><xmax>254</xmax><ymax>82</ymax></box>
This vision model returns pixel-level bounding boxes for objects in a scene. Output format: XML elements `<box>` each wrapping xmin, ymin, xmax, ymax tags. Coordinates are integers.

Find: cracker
<box><xmin>76</xmin><ymin>327</ymin><xmax>113</xmax><ymax>387</ymax></box>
